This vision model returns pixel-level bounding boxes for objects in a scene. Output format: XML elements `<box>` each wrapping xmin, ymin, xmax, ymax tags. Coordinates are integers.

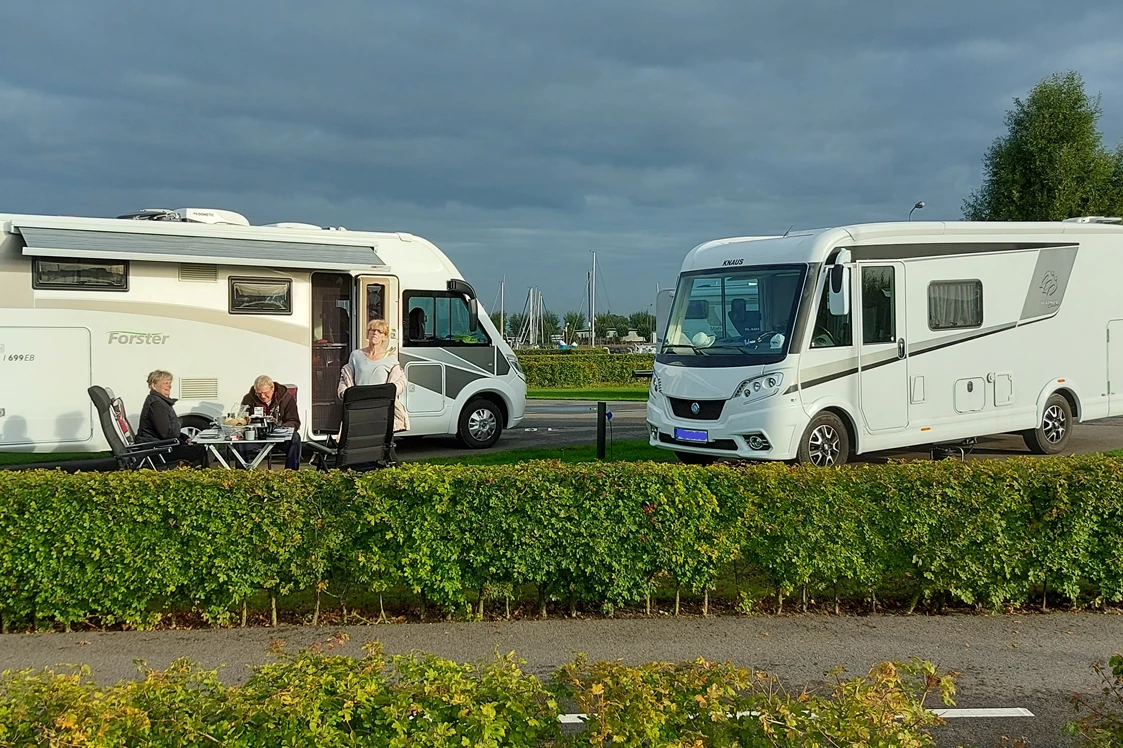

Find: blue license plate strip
<box><xmin>674</xmin><ymin>427</ymin><xmax>708</xmax><ymax>443</ymax></box>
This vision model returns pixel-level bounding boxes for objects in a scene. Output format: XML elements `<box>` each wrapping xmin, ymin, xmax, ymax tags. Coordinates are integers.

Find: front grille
<box><xmin>668</xmin><ymin>397</ymin><xmax>725</xmax><ymax>420</ymax></box>
<box><xmin>659</xmin><ymin>433</ymin><xmax>738</xmax><ymax>451</ymax></box>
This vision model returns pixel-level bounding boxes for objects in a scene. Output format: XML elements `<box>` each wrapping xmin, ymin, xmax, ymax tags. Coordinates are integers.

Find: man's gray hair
<box><xmin>254</xmin><ymin>375</ymin><xmax>274</xmax><ymax>389</ymax></box>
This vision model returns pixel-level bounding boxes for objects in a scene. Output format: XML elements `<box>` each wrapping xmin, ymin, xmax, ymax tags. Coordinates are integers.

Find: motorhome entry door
<box><xmin>357</xmin><ymin>275</ymin><xmax>400</xmax><ymax>350</ymax></box>
<box><xmin>856</xmin><ymin>262</ymin><xmax>909</xmax><ymax>432</ymax></box>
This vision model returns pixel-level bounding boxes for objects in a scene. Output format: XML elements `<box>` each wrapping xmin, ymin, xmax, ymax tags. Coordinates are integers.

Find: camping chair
<box><xmin>305</xmin><ymin>383</ymin><xmax>398</xmax><ymax>471</ymax></box>
<box><xmin>87</xmin><ymin>385</ymin><xmax>178</xmax><ymax>470</ymax></box>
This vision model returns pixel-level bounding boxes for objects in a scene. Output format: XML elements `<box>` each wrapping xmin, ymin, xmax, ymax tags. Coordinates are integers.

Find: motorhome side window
<box><xmin>404</xmin><ymin>292</ymin><xmax>488</xmax><ymax>346</ymax></box>
<box><xmin>861</xmin><ymin>266</ymin><xmax>895</xmax><ymax>344</ymax></box>
<box><xmin>928</xmin><ymin>280</ymin><xmax>982</xmax><ymax>330</ymax></box>
<box><xmin>32</xmin><ymin>258</ymin><xmax>128</xmax><ymax>291</ymax></box>
<box><xmin>811</xmin><ymin>277</ymin><xmax>852</xmax><ymax>348</ymax></box>
<box><xmin>229</xmin><ymin>277</ymin><xmax>293</xmax><ymax>314</ymax></box>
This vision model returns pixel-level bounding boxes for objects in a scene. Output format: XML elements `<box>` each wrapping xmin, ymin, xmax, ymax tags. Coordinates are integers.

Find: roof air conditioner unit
<box><xmin>174</xmin><ymin>208</ymin><xmax>250</xmax><ymax>225</ymax></box>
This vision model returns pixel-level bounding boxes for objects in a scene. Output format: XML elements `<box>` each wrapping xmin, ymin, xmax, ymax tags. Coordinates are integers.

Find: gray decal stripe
<box><xmin>908</xmin><ymin>322</ymin><xmax>1017</xmax><ymax>356</ymax></box>
<box><xmin>849</xmin><ymin>242</ymin><xmax>1070</xmax><ymax>262</ymax></box>
<box><xmin>797</xmin><ymin>320</ymin><xmax>1044</xmax><ymax>391</ymax></box>
<box><xmin>1019</xmin><ymin>246</ymin><xmax>1077</xmax><ymax>321</ymax></box>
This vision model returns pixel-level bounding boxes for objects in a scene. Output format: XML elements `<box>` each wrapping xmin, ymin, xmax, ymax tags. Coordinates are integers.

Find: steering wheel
<box><xmin>811</xmin><ymin>326</ymin><xmax>836</xmax><ymax>348</ymax></box>
<box><xmin>748</xmin><ymin>331</ymin><xmax>781</xmax><ymax>347</ymax></box>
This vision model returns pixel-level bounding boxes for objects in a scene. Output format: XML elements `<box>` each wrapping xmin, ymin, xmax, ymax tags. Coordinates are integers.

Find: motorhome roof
<box><xmin>681</xmin><ymin>219</ymin><xmax>1123</xmax><ymax>272</ymax></box>
<box><xmin>0</xmin><ymin>212</ymin><xmax>457</xmax><ymax>275</ymax></box>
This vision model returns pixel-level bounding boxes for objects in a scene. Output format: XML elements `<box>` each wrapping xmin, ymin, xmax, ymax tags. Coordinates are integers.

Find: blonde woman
<box><xmin>339</xmin><ymin>319</ymin><xmax>410</xmax><ymax>432</ymax></box>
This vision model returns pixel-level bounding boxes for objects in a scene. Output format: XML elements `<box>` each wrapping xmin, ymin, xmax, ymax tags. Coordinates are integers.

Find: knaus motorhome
<box><xmin>647</xmin><ymin>218</ymin><xmax>1123</xmax><ymax>466</ymax></box>
<box><xmin>0</xmin><ymin>208</ymin><xmax>526</xmax><ymax>453</ymax></box>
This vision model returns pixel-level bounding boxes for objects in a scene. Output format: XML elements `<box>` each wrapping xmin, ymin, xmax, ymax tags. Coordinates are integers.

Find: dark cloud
<box><xmin>1</xmin><ymin>0</ymin><xmax>1122</xmax><ymax>315</ymax></box>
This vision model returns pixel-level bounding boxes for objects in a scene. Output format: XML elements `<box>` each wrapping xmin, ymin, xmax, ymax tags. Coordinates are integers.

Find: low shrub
<box><xmin>0</xmin><ymin>638</ymin><xmax>956</xmax><ymax>747</ymax></box>
<box><xmin>516</xmin><ymin>353</ymin><xmax>655</xmax><ymax>387</ymax></box>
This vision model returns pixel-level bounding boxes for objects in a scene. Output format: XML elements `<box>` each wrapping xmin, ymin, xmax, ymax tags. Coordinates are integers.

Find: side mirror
<box><xmin>468</xmin><ymin>298</ymin><xmax>479</xmax><ymax>332</ymax></box>
<box><xmin>828</xmin><ymin>249</ymin><xmax>851</xmax><ymax>316</ymax></box>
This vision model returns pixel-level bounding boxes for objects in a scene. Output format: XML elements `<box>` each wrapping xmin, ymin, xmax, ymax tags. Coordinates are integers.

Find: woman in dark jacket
<box><xmin>138</xmin><ymin>370</ymin><xmax>207</xmax><ymax>467</ymax></box>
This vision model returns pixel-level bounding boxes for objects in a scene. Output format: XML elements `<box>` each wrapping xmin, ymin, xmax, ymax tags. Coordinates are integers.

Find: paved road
<box><xmin>2</xmin><ymin>615</ymin><xmax>1117</xmax><ymax>746</ymax></box>
<box><xmin>398</xmin><ymin>398</ymin><xmax>1123</xmax><ymax>463</ymax></box>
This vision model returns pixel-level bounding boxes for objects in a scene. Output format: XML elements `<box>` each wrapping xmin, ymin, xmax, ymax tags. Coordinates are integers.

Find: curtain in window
<box><xmin>929</xmin><ymin>281</ymin><xmax>981</xmax><ymax>329</ymax></box>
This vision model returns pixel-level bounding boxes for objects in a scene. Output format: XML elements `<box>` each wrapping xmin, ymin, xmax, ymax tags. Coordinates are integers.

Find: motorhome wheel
<box><xmin>1022</xmin><ymin>393</ymin><xmax>1072</xmax><ymax>455</ymax></box>
<box><xmin>457</xmin><ymin>398</ymin><xmax>503</xmax><ymax>449</ymax></box>
<box><xmin>797</xmin><ymin>412</ymin><xmax>850</xmax><ymax>467</ymax></box>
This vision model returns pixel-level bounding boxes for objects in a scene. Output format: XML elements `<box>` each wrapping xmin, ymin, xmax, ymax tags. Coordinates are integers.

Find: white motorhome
<box><xmin>0</xmin><ymin>208</ymin><xmax>526</xmax><ymax>454</ymax></box>
<box><xmin>647</xmin><ymin>218</ymin><xmax>1123</xmax><ymax>466</ymax></box>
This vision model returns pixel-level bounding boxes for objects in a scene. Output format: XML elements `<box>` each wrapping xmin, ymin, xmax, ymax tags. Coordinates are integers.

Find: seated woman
<box><xmin>338</xmin><ymin>318</ymin><xmax>410</xmax><ymax>433</ymax></box>
<box><xmin>137</xmin><ymin>370</ymin><xmax>208</xmax><ymax>468</ymax></box>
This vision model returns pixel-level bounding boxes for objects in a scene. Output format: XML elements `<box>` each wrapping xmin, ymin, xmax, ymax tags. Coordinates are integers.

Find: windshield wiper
<box><xmin>661</xmin><ymin>343</ymin><xmax>709</xmax><ymax>355</ymax></box>
<box><xmin>704</xmin><ymin>343</ymin><xmax>754</xmax><ymax>354</ymax></box>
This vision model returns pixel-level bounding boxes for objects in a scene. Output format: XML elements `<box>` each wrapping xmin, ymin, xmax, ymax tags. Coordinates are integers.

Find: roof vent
<box><xmin>1063</xmin><ymin>216</ymin><xmax>1122</xmax><ymax>224</ymax></box>
<box><xmin>262</xmin><ymin>222</ymin><xmax>324</xmax><ymax>229</ymax></box>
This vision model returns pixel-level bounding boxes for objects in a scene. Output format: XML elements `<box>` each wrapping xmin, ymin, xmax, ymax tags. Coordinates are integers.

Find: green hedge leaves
<box><xmin>3</xmin><ymin>456</ymin><xmax>1123</xmax><ymax>629</ymax></box>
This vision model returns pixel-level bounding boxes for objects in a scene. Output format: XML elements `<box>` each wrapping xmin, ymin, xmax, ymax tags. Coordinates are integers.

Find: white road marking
<box><xmin>558</xmin><ymin>707</ymin><xmax>1034</xmax><ymax>724</ymax></box>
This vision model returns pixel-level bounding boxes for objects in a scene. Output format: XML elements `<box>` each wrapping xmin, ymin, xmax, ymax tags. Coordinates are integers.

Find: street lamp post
<box><xmin>909</xmin><ymin>201</ymin><xmax>925</xmax><ymax>221</ymax></box>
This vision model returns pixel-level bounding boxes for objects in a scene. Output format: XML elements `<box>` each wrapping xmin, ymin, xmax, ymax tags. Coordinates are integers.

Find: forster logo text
<box><xmin>108</xmin><ymin>331</ymin><xmax>169</xmax><ymax>345</ymax></box>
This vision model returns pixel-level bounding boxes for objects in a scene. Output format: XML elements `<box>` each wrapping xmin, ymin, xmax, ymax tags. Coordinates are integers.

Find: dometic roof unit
<box><xmin>12</xmin><ymin>209</ymin><xmax>385</xmax><ymax>271</ymax></box>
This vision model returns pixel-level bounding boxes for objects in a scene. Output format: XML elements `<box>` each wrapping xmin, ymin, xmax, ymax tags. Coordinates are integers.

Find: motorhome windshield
<box><xmin>660</xmin><ymin>264</ymin><xmax>806</xmax><ymax>365</ymax></box>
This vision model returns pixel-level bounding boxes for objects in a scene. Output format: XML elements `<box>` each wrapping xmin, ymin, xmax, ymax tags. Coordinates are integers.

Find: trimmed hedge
<box><xmin>516</xmin><ymin>353</ymin><xmax>655</xmax><ymax>387</ymax></box>
<box><xmin>2</xmin><ymin>457</ymin><xmax>1123</xmax><ymax>629</ymax></box>
<box><xmin>0</xmin><ymin>639</ymin><xmax>955</xmax><ymax>746</ymax></box>
<box><xmin>515</xmin><ymin>348</ymin><xmax>612</xmax><ymax>356</ymax></box>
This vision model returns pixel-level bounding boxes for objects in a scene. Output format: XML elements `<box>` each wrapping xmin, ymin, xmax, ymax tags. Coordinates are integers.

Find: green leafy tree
<box><xmin>963</xmin><ymin>71</ymin><xmax>1123</xmax><ymax>221</ymax></box>
<box><xmin>629</xmin><ymin>311</ymin><xmax>656</xmax><ymax>340</ymax></box>
<box><xmin>563</xmin><ymin>311</ymin><xmax>586</xmax><ymax>344</ymax></box>
<box><xmin>541</xmin><ymin>311</ymin><xmax>562</xmax><ymax>341</ymax></box>
<box><xmin>505</xmin><ymin>312</ymin><xmax>526</xmax><ymax>338</ymax></box>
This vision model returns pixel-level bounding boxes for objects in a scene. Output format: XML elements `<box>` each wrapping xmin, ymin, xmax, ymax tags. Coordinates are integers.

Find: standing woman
<box><xmin>338</xmin><ymin>319</ymin><xmax>410</xmax><ymax>432</ymax></box>
<box><xmin>137</xmin><ymin>370</ymin><xmax>208</xmax><ymax>467</ymax></box>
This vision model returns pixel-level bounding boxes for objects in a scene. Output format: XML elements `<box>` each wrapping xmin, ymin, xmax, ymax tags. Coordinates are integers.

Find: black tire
<box><xmin>797</xmin><ymin>411</ymin><xmax>850</xmax><ymax>467</ymax></box>
<box><xmin>674</xmin><ymin>450</ymin><xmax>717</xmax><ymax>465</ymax></box>
<box><xmin>1023</xmin><ymin>393</ymin><xmax>1072</xmax><ymax>455</ymax></box>
<box><xmin>179</xmin><ymin>415</ymin><xmax>211</xmax><ymax>441</ymax></box>
<box><xmin>457</xmin><ymin>398</ymin><xmax>503</xmax><ymax>449</ymax></box>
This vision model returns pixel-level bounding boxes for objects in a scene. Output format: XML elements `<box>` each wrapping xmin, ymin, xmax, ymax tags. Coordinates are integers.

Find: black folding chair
<box><xmin>87</xmin><ymin>385</ymin><xmax>178</xmax><ymax>470</ymax></box>
<box><xmin>306</xmin><ymin>384</ymin><xmax>399</xmax><ymax>471</ymax></box>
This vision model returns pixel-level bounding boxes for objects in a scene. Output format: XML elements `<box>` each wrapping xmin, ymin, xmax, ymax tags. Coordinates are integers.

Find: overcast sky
<box><xmin>2</xmin><ymin>1</ymin><xmax>1122</xmax><ymax>316</ymax></box>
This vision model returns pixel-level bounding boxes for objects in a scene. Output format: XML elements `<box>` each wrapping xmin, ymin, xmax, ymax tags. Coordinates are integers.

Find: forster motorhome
<box><xmin>0</xmin><ymin>208</ymin><xmax>526</xmax><ymax>453</ymax></box>
<box><xmin>647</xmin><ymin>218</ymin><xmax>1123</xmax><ymax>465</ymax></box>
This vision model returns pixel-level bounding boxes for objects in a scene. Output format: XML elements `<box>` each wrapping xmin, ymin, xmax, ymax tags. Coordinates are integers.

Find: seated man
<box><xmin>727</xmin><ymin>298</ymin><xmax>760</xmax><ymax>338</ymax></box>
<box><xmin>240</xmin><ymin>375</ymin><xmax>302</xmax><ymax>469</ymax></box>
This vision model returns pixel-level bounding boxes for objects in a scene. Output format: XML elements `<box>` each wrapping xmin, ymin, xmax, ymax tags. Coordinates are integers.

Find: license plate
<box><xmin>674</xmin><ymin>427</ymin><xmax>708</xmax><ymax>443</ymax></box>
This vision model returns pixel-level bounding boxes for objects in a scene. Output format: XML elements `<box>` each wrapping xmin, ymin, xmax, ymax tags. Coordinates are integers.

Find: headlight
<box><xmin>650</xmin><ymin>373</ymin><xmax>662</xmax><ymax>396</ymax></box>
<box><xmin>505</xmin><ymin>355</ymin><xmax>524</xmax><ymax>378</ymax></box>
<box><xmin>733</xmin><ymin>373</ymin><xmax>783</xmax><ymax>401</ymax></box>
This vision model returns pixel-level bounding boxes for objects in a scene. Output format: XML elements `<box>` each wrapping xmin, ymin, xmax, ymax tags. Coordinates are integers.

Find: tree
<box><xmin>963</xmin><ymin>71</ymin><xmax>1123</xmax><ymax>221</ymax></box>
<box><xmin>505</xmin><ymin>312</ymin><xmax>526</xmax><ymax>339</ymax></box>
<box><xmin>629</xmin><ymin>311</ymin><xmax>656</xmax><ymax>341</ymax></box>
<box><xmin>489</xmin><ymin>311</ymin><xmax>505</xmax><ymax>335</ymax></box>
<box><xmin>541</xmin><ymin>311</ymin><xmax>562</xmax><ymax>341</ymax></box>
<box><xmin>563</xmin><ymin>311</ymin><xmax>586</xmax><ymax>343</ymax></box>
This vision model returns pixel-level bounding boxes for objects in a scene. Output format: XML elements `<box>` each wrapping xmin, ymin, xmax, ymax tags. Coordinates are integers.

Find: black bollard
<box><xmin>596</xmin><ymin>401</ymin><xmax>607</xmax><ymax>460</ymax></box>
